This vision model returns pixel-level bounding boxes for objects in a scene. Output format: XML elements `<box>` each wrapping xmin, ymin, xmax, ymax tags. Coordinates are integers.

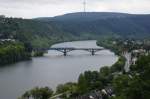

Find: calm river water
<box><xmin>0</xmin><ymin>40</ymin><xmax>118</xmax><ymax>99</ymax></box>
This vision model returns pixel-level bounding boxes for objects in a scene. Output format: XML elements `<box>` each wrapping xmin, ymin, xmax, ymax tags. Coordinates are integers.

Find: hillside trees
<box><xmin>0</xmin><ymin>41</ymin><xmax>31</xmax><ymax>65</ymax></box>
<box><xmin>113</xmin><ymin>55</ymin><xmax>150</xmax><ymax>99</ymax></box>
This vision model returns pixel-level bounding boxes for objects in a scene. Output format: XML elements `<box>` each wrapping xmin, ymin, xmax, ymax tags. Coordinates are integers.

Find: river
<box><xmin>0</xmin><ymin>40</ymin><xmax>118</xmax><ymax>99</ymax></box>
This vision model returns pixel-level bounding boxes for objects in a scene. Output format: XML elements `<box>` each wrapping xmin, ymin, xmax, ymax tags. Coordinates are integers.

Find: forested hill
<box><xmin>0</xmin><ymin>16</ymin><xmax>75</xmax><ymax>49</ymax></box>
<box><xmin>36</xmin><ymin>12</ymin><xmax>131</xmax><ymax>21</ymax></box>
<box><xmin>1</xmin><ymin>12</ymin><xmax>150</xmax><ymax>48</ymax></box>
<box><xmin>36</xmin><ymin>12</ymin><xmax>150</xmax><ymax>39</ymax></box>
<box><xmin>0</xmin><ymin>16</ymin><xmax>76</xmax><ymax>65</ymax></box>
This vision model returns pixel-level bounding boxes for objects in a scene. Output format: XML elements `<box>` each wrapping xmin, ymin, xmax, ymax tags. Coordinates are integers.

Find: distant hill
<box><xmin>36</xmin><ymin>12</ymin><xmax>131</xmax><ymax>21</ymax></box>
<box><xmin>1</xmin><ymin>12</ymin><xmax>150</xmax><ymax>49</ymax></box>
<box><xmin>36</xmin><ymin>12</ymin><xmax>150</xmax><ymax>39</ymax></box>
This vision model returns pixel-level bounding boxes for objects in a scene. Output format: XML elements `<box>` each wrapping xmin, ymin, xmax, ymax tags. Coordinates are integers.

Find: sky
<box><xmin>0</xmin><ymin>0</ymin><xmax>150</xmax><ymax>18</ymax></box>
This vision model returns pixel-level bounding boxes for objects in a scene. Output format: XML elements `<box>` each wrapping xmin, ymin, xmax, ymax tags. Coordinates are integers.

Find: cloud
<box><xmin>0</xmin><ymin>0</ymin><xmax>150</xmax><ymax>18</ymax></box>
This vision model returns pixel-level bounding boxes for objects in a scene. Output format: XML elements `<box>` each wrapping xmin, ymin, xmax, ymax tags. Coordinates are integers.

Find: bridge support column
<box><xmin>91</xmin><ymin>50</ymin><xmax>95</xmax><ymax>55</ymax></box>
<box><xmin>64</xmin><ymin>49</ymin><xmax>67</xmax><ymax>56</ymax></box>
<box><xmin>55</xmin><ymin>48</ymin><xmax>75</xmax><ymax>56</ymax></box>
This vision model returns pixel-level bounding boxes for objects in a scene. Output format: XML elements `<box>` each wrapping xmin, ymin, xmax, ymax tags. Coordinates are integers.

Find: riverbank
<box><xmin>19</xmin><ymin>49</ymin><xmax>124</xmax><ymax>99</ymax></box>
<box><xmin>18</xmin><ymin>39</ymin><xmax>150</xmax><ymax>99</ymax></box>
<box><xmin>45</xmin><ymin>40</ymin><xmax>127</xmax><ymax>98</ymax></box>
<box><xmin>0</xmin><ymin>39</ymin><xmax>99</xmax><ymax>66</ymax></box>
<box><xmin>0</xmin><ymin>39</ymin><xmax>66</xmax><ymax>65</ymax></box>
<box><xmin>97</xmin><ymin>39</ymin><xmax>127</xmax><ymax>72</ymax></box>
<box><xmin>19</xmin><ymin>40</ymin><xmax>124</xmax><ymax>99</ymax></box>
<box><xmin>4</xmin><ymin>36</ymin><xmax>149</xmax><ymax>99</ymax></box>
<box><xmin>0</xmin><ymin>40</ymin><xmax>118</xmax><ymax>99</ymax></box>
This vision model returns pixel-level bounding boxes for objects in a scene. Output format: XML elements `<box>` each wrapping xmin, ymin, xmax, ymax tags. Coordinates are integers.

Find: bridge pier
<box><xmin>56</xmin><ymin>48</ymin><xmax>75</xmax><ymax>56</ymax></box>
<box><xmin>92</xmin><ymin>50</ymin><xmax>95</xmax><ymax>55</ymax></box>
<box><xmin>90</xmin><ymin>49</ymin><xmax>96</xmax><ymax>55</ymax></box>
<box><xmin>85</xmin><ymin>49</ymin><xmax>102</xmax><ymax>55</ymax></box>
<box><xmin>64</xmin><ymin>49</ymin><xmax>67</xmax><ymax>56</ymax></box>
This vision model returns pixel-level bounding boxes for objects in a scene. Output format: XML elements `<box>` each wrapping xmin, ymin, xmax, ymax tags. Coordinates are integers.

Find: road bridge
<box><xmin>34</xmin><ymin>47</ymin><xmax>104</xmax><ymax>56</ymax></box>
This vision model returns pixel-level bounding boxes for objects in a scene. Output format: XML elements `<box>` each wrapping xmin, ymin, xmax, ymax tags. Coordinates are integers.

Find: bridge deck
<box><xmin>49</xmin><ymin>47</ymin><xmax>103</xmax><ymax>50</ymax></box>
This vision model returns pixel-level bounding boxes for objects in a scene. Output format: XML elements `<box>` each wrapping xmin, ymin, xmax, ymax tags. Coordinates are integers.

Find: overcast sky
<box><xmin>0</xmin><ymin>0</ymin><xmax>150</xmax><ymax>18</ymax></box>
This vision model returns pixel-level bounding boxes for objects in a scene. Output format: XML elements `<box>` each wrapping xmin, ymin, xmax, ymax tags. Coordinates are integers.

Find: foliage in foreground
<box><xmin>113</xmin><ymin>55</ymin><xmax>150</xmax><ymax>99</ymax></box>
<box><xmin>19</xmin><ymin>87</ymin><xmax>53</xmax><ymax>99</ymax></box>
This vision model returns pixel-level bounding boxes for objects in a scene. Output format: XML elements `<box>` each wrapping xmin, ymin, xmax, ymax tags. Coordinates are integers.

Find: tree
<box><xmin>110</xmin><ymin>56</ymin><xmax>125</xmax><ymax>73</ymax></box>
<box><xmin>20</xmin><ymin>87</ymin><xmax>53</xmax><ymax>99</ymax></box>
<box><xmin>78</xmin><ymin>73</ymin><xmax>88</xmax><ymax>94</ymax></box>
<box><xmin>56</xmin><ymin>82</ymin><xmax>78</xmax><ymax>98</ymax></box>
<box><xmin>78</xmin><ymin>71</ymin><xmax>104</xmax><ymax>94</ymax></box>
<box><xmin>100</xmin><ymin>66</ymin><xmax>111</xmax><ymax>77</ymax></box>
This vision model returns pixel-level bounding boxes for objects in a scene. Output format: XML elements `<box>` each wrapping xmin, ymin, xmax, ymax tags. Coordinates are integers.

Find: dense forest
<box><xmin>113</xmin><ymin>55</ymin><xmax>150</xmax><ymax>99</ymax></box>
<box><xmin>0</xmin><ymin>41</ymin><xmax>31</xmax><ymax>65</ymax></box>
<box><xmin>37</xmin><ymin>12</ymin><xmax>150</xmax><ymax>39</ymax></box>
<box><xmin>0</xmin><ymin>16</ymin><xmax>76</xmax><ymax>49</ymax></box>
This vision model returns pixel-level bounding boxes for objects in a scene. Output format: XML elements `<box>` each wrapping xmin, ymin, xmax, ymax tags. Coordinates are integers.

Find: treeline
<box><xmin>72</xmin><ymin>56</ymin><xmax>125</xmax><ymax>97</ymax></box>
<box><xmin>19</xmin><ymin>87</ymin><xmax>53</xmax><ymax>99</ymax></box>
<box><xmin>97</xmin><ymin>38</ymin><xmax>124</xmax><ymax>55</ymax></box>
<box><xmin>0</xmin><ymin>41</ymin><xmax>31</xmax><ymax>66</ymax></box>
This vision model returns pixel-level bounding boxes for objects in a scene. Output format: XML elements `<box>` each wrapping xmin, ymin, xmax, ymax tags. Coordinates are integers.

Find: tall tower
<box><xmin>83</xmin><ymin>0</ymin><xmax>86</xmax><ymax>13</ymax></box>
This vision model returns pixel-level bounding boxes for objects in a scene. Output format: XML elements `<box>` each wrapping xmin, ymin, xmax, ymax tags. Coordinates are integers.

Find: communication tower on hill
<box><xmin>83</xmin><ymin>0</ymin><xmax>86</xmax><ymax>13</ymax></box>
